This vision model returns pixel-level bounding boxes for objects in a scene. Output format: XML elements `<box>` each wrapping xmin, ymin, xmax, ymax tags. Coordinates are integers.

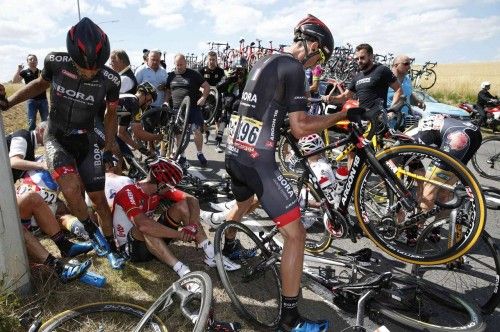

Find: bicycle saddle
<box><xmin>335</xmin><ymin>272</ymin><xmax>392</xmax><ymax>291</ymax></box>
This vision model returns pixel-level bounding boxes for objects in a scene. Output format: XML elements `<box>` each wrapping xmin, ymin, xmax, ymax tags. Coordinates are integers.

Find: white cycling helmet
<box><xmin>481</xmin><ymin>81</ymin><xmax>491</xmax><ymax>89</ymax></box>
<box><xmin>298</xmin><ymin>134</ymin><xmax>325</xmax><ymax>154</ymax></box>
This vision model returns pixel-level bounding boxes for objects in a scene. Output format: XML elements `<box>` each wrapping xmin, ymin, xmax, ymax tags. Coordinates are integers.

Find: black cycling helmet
<box><xmin>232</xmin><ymin>57</ymin><xmax>248</xmax><ymax>70</ymax></box>
<box><xmin>66</xmin><ymin>17</ymin><xmax>110</xmax><ymax>69</ymax></box>
<box><xmin>294</xmin><ymin>14</ymin><xmax>334</xmax><ymax>62</ymax></box>
<box><xmin>137</xmin><ymin>82</ymin><xmax>158</xmax><ymax>101</ymax></box>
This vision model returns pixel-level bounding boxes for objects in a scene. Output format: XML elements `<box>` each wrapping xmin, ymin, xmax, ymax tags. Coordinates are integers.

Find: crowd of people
<box><xmin>0</xmin><ymin>13</ymin><xmax>493</xmax><ymax>332</ymax></box>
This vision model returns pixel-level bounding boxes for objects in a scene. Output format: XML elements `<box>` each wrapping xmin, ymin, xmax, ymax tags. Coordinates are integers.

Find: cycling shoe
<box><xmin>59</xmin><ymin>259</ymin><xmax>92</xmax><ymax>283</ymax></box>
<box><xmin>278</xmin><ymin>318</ymin><xmax>329</xmax><ymax>332</ymax></box>
<box><xmin>62</xmin><ymin>241</ymin><xmax>94</xmax><ymax>257</ymax></box>
<box><xmin>107</xmin><ymin>251</ymin><xmax>126</xmax><ymax>270</ymax></box>
<box><xmin>92</xmin><ymin>230</ymin><xmax>111</xmax><ymax>254</ymax></box>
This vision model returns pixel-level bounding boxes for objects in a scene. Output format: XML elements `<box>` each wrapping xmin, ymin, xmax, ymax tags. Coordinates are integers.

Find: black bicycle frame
<box><xmin>282</xmin><ymin>122</ymin><xmax>417</xmax><ymax>240</ymax></box>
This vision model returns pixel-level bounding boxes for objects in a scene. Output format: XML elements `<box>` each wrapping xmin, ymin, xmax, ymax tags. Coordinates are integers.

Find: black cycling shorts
<box><xmin>225</xmin><ymin>157</ymin><xmax>301</xmax><ymax>227</ymax></box>
<box><xmin>44</xmin><ymin>126</ymin><xmax>105</xmax><ymax>192</ymax></box>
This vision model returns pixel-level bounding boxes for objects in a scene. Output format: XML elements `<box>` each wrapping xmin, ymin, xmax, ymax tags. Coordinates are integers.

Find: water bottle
<box><xmin>319</xmin><ymin>175</ymin><xmax>336</xmax><ymax>204</ymax></box>
<box><xmin>79</xmin><ymin>271</ymin><xmax>107</xmax><ymax>288</ymax></box>
<box><xmin>332</xmin><ymin>166</ymin><xmax>349</xmax><ymax>208</ymax></box>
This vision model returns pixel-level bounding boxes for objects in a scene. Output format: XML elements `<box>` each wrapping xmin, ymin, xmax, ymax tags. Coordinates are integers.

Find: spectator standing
<box><xmin>135</xmin><ymin>50</ymin><xmax>168</xmax><ymax>107</ymax></box>
<box><xmin>165</xmin><ymin>54</ymin><xmax>210</xmax><ymax>167</ymax></box>
<box><xmin>110</xmin><ymin>49</ymin><xmax>138</xmax><ymax>94</ymax></box>
<box><xmin>12</xmin><ymin>54</ymin><xmax>49</xmax><ymax>131</ymax></box>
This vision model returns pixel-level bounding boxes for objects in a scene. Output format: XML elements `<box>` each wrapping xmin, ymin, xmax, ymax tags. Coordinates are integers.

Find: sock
<box><xmin>223</xmin><ymin>237</ymin><xmax>237</xmax><ymax>253</ymax></box>
<box><xmin>173</xmin><ymin>261</ymin><xmax>190</xmax><ymax>277</ymax></box>
<box><xmin>105</xmin><ymin>235</ymin><xmax>117</xmax><ymax>252</ymax></box>
<box><xmin>51</xmin><ymin>231</ymin><xmax>73</xmax><ymax>255</ymax></box>
<box><xmin>280</xmin><ymin>294</ymin><xmax>300</xmax><ymax>327</ymax></box>
<box><xmin>44</xmin><ymin>254</ymin><xmax>63</xmax><ymax>274</ymax></box>
<box><xmin>81</xmin><ymin>217</ymin><xmax>98</xmax><ymax>235</ymax></box>
<box><xmin>197</xmin><ymin>151</ymin><xmax>203</xmax><ymax>156</ymax></box>
<box><xmin>199</xmin><ymin>239</ymin><xmax>214</xmax><ymax>259</ymax></box>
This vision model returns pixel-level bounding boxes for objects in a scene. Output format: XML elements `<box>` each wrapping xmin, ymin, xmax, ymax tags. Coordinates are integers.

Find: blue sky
<box><xmin>0</xmin><ymin>0</ymin><xmax>499</xmax><ymax>82</ymax></box>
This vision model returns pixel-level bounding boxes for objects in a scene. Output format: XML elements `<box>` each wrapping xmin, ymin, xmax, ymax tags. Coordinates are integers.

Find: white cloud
<box><xmin>105</xmin><ymin>0</ymin><xmax>139</xmax><ymax>8</ymax></box>
<box><xmin>139</xmin><ymin>0</ymin><xmax>188</xmax><ymax>30</ymax></box>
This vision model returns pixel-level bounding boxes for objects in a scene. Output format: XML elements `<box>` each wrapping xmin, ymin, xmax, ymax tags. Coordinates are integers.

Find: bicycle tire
<box><xmin>276</xmin><ymin>135</ymin><xmax>305</xmax><ymax>174</ymax></box>
<box><xmin>354</xmin><ymin>144</ymin><xmax>486</xmax><ymax>265</ymax></box>
<box><xmin>203</xmin><ymin>86</ymin><xmax>220</xmax><ymax>125</ymax></box>
<box><xmin>134</xmin><ymin>271</ymin><xmax>213</xmax><ymax>332</ymax></box>
<box><xmin>174</xmin><ymin>96</ymin><xmax>191</xmax><ymax>160</ymax></box>
<box><xmin>414</xmin><ymin>230</ymin><xmax>500</xmax><ymax>315</ymax></box>
<box><xmin>39</xmin><ymin>302</ymin><xmax>168</xmax><ymax>332</ymax></box>
<box><xmin>283</xmin><ymin>172</ymin><xmax>333</xmax><ymax>253</ymax></box>
<box><xmin>214</xmin><ymin>221</ymin><xmax>282</xmax><ymax>329</ymax></box>
<box><xmin>471</xmin><ymin>136</ymin><xmax>500</xmax><ymax>181</ymax></box>
<box><xmin>371</xmin><ymin>274</ymin><xmax>484</xmax><ymax>332</ymax></box>
<box><xmin>417</xmin><ymin>68</ymin><xmax>437</xmax><ymax>90</ymax></box>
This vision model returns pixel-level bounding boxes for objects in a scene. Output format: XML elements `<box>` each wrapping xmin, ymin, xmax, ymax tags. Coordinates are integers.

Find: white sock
<box><xmin>199</xmin><ymin>239</ymin><xmax>214</xmax><ymax>259</ymax></box>
<box><xmin>173</xmin><ymin>261</ymin><xmax>191</xmax><ymax>277</ymax></box>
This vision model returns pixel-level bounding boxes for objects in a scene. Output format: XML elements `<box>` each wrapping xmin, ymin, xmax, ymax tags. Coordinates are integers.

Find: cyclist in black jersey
<box><xmin>224</xmin><ymin>14</ymin><xmax>346</xmax><ymax>332</ymax></box>
<box><xmin>0</xmin><ymin>18</ymin><xmax>125</xmax><ymax>269</ymax></box>
<box><xmin>213</xmin><ymin>57</ymin><xmax>248</xmax><ymax>152</ymax></box>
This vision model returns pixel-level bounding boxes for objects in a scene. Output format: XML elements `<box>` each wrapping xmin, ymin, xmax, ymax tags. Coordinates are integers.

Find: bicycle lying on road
<box><xmin>214</xmin><ymin>221</ymin><xmax>486</xmax><ymax>331</ymax></box>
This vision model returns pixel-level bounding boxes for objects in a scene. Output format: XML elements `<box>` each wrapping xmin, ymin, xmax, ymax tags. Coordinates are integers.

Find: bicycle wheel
<box><xmin>371</xmin><ymin>274</ymin><xmax>484</xmax><ymax>332</ymax></box>
<box><xmin>203</xmin><ymin>86</ymin><xmax>220</xmax><ymax>125</ymax></box>
<box><xmin>214</xmin><ymin>221</ymin><xmax>282</xmax><ymax>329</ymax></box>
<box><xmin>283</xmin><ymin>172</ymin><xmax>333</xmax><ymax>253</ymax></box>
<box><xmin>173</xmin><ymin>96</ymin><xmax>191</xmax><ymax>160</ymax></box>
<box><xmin>276</xmin><ymin>135</ymin><xmax>304</xmax><ymax>174</ymax></box>
<box><xmin>417</xmin><ymin>69</ymin><xmax>437</xmax><ymax>90</ymax></box>
<box><xmin>39</xmin><ymin>302</ymin><xmax>167</xmax><ymax>332</ymax></box>
<box><xmin>134</xmin><ymin>271</ymin><xmax>213</xmax><ymax>332</ymax></box>
<box><xmin>471</xmin><ymin>136</ymin><xmax>500</xmax><ymax>181</ymax></box>
<box><xmin>354</xmin><ymin>144</ymin><xmax>486</xmax><ymax>265</ymax></box>
<box><xmin>413</xmin><ymin>230</ymin><xmax>500</xmax><ymax>315</ymax></box>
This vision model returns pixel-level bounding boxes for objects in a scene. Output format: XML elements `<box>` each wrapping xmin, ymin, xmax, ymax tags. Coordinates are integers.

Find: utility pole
<box><xmin>0</xmin><ymin>115</ymin><xmax>31</xmax><ymax>295</ymax></box>
<box><xmin>77</xmin><ymin>0</ymin><xmax>81</xmax><ymax>20</ymax></box>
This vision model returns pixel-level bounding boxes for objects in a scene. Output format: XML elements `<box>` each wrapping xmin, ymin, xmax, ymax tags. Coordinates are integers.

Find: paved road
<box><xmin>181</xmin><ymin>128</ymin><xmax>500</xmax><ymax>332</ymax></box>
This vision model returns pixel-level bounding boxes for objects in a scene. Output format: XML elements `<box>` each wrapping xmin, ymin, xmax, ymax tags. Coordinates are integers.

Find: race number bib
<box><xmin>228</xmin><ymin>114</ymin><xmax>262</xmax><ymax>150</ymax></box>
<box><xmin>17</xmin><ymin>184</ymin><xmax>58</xmax><ymax>205</ymax></box>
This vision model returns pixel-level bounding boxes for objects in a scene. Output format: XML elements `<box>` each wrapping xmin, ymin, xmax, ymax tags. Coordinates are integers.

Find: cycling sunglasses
<box><xmin>318</xmin><ymin>49</ymin><xmax>326</xmax><ymax>65</ymax></box>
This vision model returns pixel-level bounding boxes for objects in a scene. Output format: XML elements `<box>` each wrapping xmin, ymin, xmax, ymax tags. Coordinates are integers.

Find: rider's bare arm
<box><xmin>7</xmin><ymin>76</ymin><xmax>50</xmax><ymax>109</ymax></box>
<box><xmin>103</xmin><ymin>101</ymin><xmax>118</xmax><ymax>152</ymax></box>
<box><xmin>10</xmin><ymin>155</ymin><xmax>47</xmax><ymax>171</ymax></box>
<box><xmin>289</xmin><ymin>110</ymin><xmax>348</xmax><ymax>138</ymax></box>
<box><xmin>130</xmin><ymin>122</ymin><xmax>163</xmax><ymax>142</ymax></box>
<box><xmin>132</xmin><ymin>212</ymin><xmax>193</xmax><ymax>242</ymax></box>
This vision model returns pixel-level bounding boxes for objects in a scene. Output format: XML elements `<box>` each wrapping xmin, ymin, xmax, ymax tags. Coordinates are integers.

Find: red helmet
<box><xmin>149</xmin><ymin>158</ymin><xmax>184</xmax><ymax>186</ymax></box>
<box><xmin>294</xmin><ymin>14</ymin><xmax>334</xmax><ymax>61</ymax></box>
<box><xmin>66</xmin><ymin>17</ymin><xmax>110</xmax><ymax>69</ymax></box>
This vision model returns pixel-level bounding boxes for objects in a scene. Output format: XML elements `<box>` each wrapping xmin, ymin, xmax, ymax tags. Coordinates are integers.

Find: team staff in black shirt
<box><xmin>12</xmin><ymin>54</ymin><xmax>49</xmax><ymax>131</ymax></box>
<box><xmin>324</xmin><ymin>43</ymin><xmax>402</xmax><ymax>110</ymax></box>
<box><xmin>165</xmin><ymin>54</ymin><xmax>211</xmax><ymax>167</ymax></box>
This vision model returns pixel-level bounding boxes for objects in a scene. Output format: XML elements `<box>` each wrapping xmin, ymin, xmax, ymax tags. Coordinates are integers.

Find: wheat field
<box><xmin>416</xmin><ymin>61</ymin><xmax>500</xmax><ymax>104</ymax></box>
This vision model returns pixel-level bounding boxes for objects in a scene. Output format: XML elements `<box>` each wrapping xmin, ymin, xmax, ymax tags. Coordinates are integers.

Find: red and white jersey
<box><xmin>112</xmin><ymin>184</ymin><xmax>186</xmax><ymax>246</ymax></box>
<box><xmin>85</xmin><ymin>173</ymin><xmax>134</xmax><ymax>208</ymax></box>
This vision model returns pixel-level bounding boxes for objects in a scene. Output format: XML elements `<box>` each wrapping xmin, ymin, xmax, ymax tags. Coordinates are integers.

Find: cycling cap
<box><xmin>137</xmin><ymin>82</ymin><xmax>158</xmax><ymax>102</ymax></box>
<box><xmin>67</xmin><ymin>17</ymin><xmax>110</xmax><ymax>69</ymax></box>
<box><xmin>149</xmin><ymin>158</ymin><xmax>184</xmax><ymax>186</ymax></box>
<box><xmin>232</xmin><ymin>57</ymin><xmax>248</xmax><ymax>70</ymax></box>
<box><xmin>294</xmin><ymin>14</ymin><xmax>334</xmax><ymax>61</ymax></box>
<box><xmin>298</xmin><ymin>133</ymin><xmax>325</xmax><ymax>154</ymax></box>
<box><xmin>481</xmin><ymin>81</ymin><xmax>491</xmax><ymax>89</ymax></box>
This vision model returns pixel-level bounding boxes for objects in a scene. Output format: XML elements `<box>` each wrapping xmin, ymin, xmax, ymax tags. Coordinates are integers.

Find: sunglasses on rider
<box><xmin>317</xmin><ymin>49</ymin><xmax>326</xmax><ymax>65</ymax></box>
<box><xmin>400</xmin><ymin>62</ymin><xmax>411</xmax><ymax>66</ymax></box>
